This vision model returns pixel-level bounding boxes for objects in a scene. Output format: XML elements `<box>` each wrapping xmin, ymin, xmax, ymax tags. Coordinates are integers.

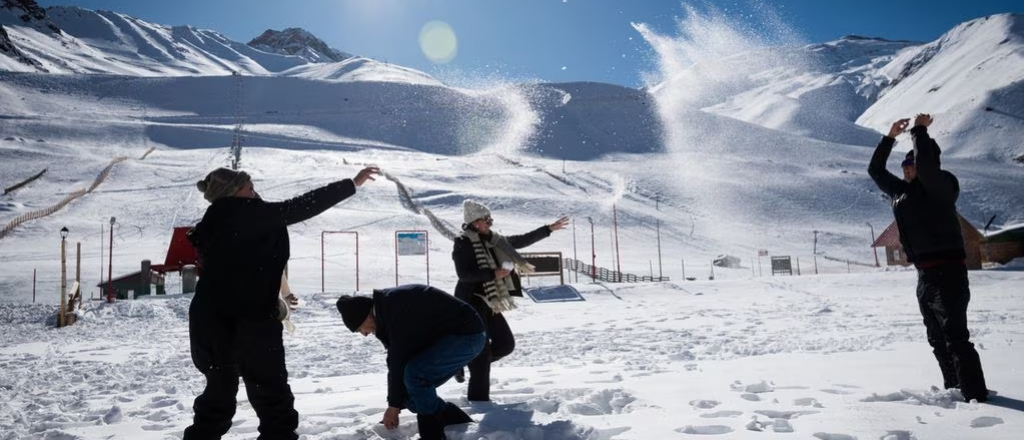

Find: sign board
<box><xmin>771</xmin><ymin>256</ymin><xmax>793</xmax><ymax>276</ymax></box>
<box><xmin>524</xmin><ymin>285</ymin><xmax>584</xmax><ymax>303</ymax></box>
<box><xmin>523</xmin><ymin>255</ymin><xmax>562</xmax><ymax>274</ymax></box>
<box><xmin>758</xmin><ymin>249</ymin><xmax>769</xmax><ymax>257</ymax></box>
<box><xmin>396</xmin><ymin>231</ymin><xmax>428</xmax><ymax>256</ymax></box>
<box><xmin>520</xmin><ymin>252</ymin><xmax>564</xmax><ymax>285</ymax></box>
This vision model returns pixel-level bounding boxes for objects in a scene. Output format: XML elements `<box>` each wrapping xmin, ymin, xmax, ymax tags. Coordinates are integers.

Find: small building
<box><xmin>983</xmin><ymin>224</ymin><xmax>1024</xmax><ymax>264</ymax></box>
<box><xmin>96</xmin><ymin>227</ymin><xmax>199</xmax><ymax>300</ymax></box>
<box><xmin>96</xmin><ymin>260</ymin><xmax>166</xmax><ymax>300</ymax></box>
<box><xmin>871</xmin><ymin>215</ymin><xmax>984</xmax><ymax>270</ymax></box>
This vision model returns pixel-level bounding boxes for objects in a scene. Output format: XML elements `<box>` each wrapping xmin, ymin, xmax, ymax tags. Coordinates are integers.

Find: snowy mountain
<box><xmin>1</xmin><ymin>6</ymin><xmax>1022</xmax><ymax>307</ymax></box>
<box><xmin>647</xmin><ymin>13</ymin><xmax>1024</xmax><ymax>162</ymax></box>
<box><xmin>857</xmin><ymin>14</ymin><xmax>1024</xmax><ymax>161</ymax></box>
<box><xmin>248</xmin><ymin>27</ymin><xmax>352</xmax><ymax>63</ymax></box>
<box><xmin>0</xmin><ymin>1</ymin><xmax>358</xmax><ymax>76</ymax></box>
<box><xmin>2</xmin><ymin>5</ymin><xmax>1024</xmax><ymax>439</ymax></box>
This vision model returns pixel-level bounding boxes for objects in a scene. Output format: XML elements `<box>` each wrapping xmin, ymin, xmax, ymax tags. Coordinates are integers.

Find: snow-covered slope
<box><xmin>697</xmin><ymin>36</ymin><xmax>919</xmax><ymax>147</ymax></box>
<box><xmin>0</xmin><ymin>2</ymin><xmax>365</xmax><ymax>77</ymax></box>
<box><xmin>645</xmin><ymin>12</ymin><xmax>1024</xmax><ymax>162</ymax></box>
<box><xmin>0</xmin><ymin>6</ymin><xmax>1022</xmax><ymax>305</ymax></box>
<box><xmin>857</xmin><ymin>14</ymin><xmax>1024</xmax><ymax>161</ymax></box>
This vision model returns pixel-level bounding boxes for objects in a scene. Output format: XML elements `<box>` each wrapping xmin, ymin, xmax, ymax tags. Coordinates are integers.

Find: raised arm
<box><xmin>867</xmin><ymin>119</ymin><xmax>909</xmax><ymax>198</ymax></box>
<box><xmin>275</xmin><ymin>166</ymin><xmax>381</xmax><ymax>225</ymax></box>
<box><xmin>264</xmin><ymin>179</ymin><xmax>355</xmax><ymax>226</ymax></box>
<box><xmin>910</xmin><ymin>116</ymin><xmax>958</xmax><ymax>205</ymax></box>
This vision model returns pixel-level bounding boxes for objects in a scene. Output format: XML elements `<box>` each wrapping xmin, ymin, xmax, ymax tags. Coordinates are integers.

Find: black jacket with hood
<box><xmin>370</xmin><ymin>284</ymin><xmax>484</xmax><ymax>408</ymax></box>
<box><xmin>188</xmin><ymin>180</ymin><xmax>356</xmax><ymax>319</ymax></box>
<box><xmin>868</xmin><ymin>126</ymin><xmax>965</xmax><ymax>265</ymax></box>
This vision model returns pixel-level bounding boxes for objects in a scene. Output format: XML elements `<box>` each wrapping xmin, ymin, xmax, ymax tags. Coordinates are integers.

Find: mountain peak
<box><xmin>837</xmin><ymin>34</ymin><xmax>916</xmax><ymax>43</ymax></box>
<box><xmin>0</xmin><ymin>0</ymin><xmax>61</xmax><ymax>34</ymax></box>
<box><xmin>248</xmin><ymin>27</ymin><xmax>351</xmax><ymax>63</ymax></box>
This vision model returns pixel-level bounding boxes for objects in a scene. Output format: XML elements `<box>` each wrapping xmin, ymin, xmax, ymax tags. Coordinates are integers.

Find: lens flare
<box><xmin>419</xmin><ymin>21</ymin><xmax>458</xmax><ymax>64</ymax></box>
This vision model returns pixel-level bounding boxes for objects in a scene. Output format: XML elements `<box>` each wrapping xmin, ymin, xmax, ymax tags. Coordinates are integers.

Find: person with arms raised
<box><xmin>868</xmin><ymin>114</ymin><xmax>987</xmax><ymax>403</ymax></box>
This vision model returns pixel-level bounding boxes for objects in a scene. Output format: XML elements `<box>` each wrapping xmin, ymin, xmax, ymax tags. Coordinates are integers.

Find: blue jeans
<box><xmin>404</xmin><ymin>332</ymin><xmax>486</xmax><ymax>415</ymax></box>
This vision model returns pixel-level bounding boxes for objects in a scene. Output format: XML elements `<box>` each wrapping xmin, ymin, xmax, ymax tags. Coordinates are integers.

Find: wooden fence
<box><xmin>0</xmin><ymin>157</ymin><xmax>127</xmax><ymax>240</ymax></box>
<box><xmin>563</xmin><ymin>257</ymin><xmax>670</xmax><ymax>283</ymax></box>
<box><xmin>3</xmin><ymin>168</ymin><xmax>47</xmax><ymax>195</ymax></box>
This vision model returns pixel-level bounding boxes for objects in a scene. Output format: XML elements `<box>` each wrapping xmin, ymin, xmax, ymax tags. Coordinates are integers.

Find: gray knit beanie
<box><xmin>463</xmin><ymin>199</ymin><xmax>492</xmax><ymax>224</ymax></box>
<box><xmin>197</xmin><ymin>168</ymin><xmax>251</xmax><ymax>203</ymax></box>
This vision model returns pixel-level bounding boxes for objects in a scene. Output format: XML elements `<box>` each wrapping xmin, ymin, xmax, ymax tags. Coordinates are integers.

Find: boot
<box><xmin>441</xmin><ymin>402</ymin><xmax>473</xmax><ymax>425</ymax></box>
<box><xmin>416</xmin><ymin>412</ymin><xmax>445</xmax><ymax>440</ymax></box>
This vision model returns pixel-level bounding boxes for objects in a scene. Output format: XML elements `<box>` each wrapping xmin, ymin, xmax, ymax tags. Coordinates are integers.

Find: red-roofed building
<box><xmin>151</xmin><ymin>226</ymin><xmax>199</xmax><ymax>274</ymax></box>
<box><xmin>97</xmin><ymin>227</ymin><xmax>200</xmax><ymax>299</ymax></box>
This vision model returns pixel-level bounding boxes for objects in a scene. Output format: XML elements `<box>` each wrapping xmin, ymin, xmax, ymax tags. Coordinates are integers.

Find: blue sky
<box><xmin>35</xmin><ymin>0</ymin><xmax>1023</xmax><ymax>87</ymax></box>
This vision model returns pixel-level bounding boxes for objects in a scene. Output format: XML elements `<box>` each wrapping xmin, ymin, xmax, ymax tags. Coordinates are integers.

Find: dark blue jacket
<box><xmin>868</xmin><ymin>126</ymin><xmax>965</xmax><ymax>265</ymax></box>
<box><xmin>371</xmin><ymin>284</ymin><xmax>484</xmax><ymax>408</ymax></box>
<box><xmin>189</xmin><ymin>180</ymin><xmax>356</xmax><ymax>319</ymax></box>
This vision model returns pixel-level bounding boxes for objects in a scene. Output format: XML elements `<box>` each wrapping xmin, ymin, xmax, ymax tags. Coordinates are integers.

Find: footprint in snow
<box><xmin>700</xmin><ymin>410</ymin><xmax>743</xmax><ymax>418</ymax></box>
<box><xmin>879</xmin><ymin>430</ymin><xmax>917</xmax><ymax>440</ymax></box>
<box><xmin>813</xmin><ymin>433</ymin><xmax>856</xmax><ymax>440</ymax></box>
<box><xmin>675</xmin><ymin>425</ymin><xmax>733</xmax><ymax>435</ymax></box>
<box><xmin>689</xmin><ymin>399</ymin><xmax>720</xmax><ymax>409</ymax></box>
<box><xmin>794</xmin><ymin>397</ymin><xmax>824</xmax><ymax>408</ymax></box>
<box><xmin>970</xmin><ymin>416</ymin><xmax>1003</xmax><ymax>428</ymax></box>
<box><xmin>754</xmin><ymin>409</ymin><xmax>819</xmax><ymax>420</ymax></box>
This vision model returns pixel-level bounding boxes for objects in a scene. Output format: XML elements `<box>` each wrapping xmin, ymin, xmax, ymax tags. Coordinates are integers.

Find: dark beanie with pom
<box><xmin>336</xmin><ymin>295</ymin><xmax>373</xmax><ymax>332</ymax></box>
<box><xmin>197</xmin><ymin>168</ymin><xmax>251</xmax><ymax>203</ymax></box>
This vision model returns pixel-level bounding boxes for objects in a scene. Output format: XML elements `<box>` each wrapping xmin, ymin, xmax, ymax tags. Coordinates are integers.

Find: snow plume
<box><xmin>453</xmin><ymin>82</ymin><xmax>541</xmax><ymax>157</ymax></box>
<box><xmin>634</xmin><ymin>1</ymin><xmax>808</xmax><ymax>152</ymax></box>
<box><xmin>601</xmin><ymin>173</ymin><xmax>627</xmax><ymax>211</ymax></box>
<box><xmin>632</xmin><ymin>1</ymin><xmax>813</xmax><ymax>245</ymax></box>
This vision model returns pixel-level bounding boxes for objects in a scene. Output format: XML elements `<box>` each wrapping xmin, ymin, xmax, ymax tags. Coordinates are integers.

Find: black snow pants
<box><xmin>466</xmin><ymin>297</ymin><xmax>515</xmax><ymax>402</ymax></box>
<box><xmin>916</xmin><ymin>262</ymin><xmax>988</xmax><ymax>401</ymax></box>
<box><xmin>183</xmin><ymin>298</ymin><xmax>298</xmax><ymax>440</ymax></box>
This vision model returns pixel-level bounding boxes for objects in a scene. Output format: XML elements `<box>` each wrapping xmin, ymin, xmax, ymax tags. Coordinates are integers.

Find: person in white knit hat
<box><xmin>451</xmin><ymin>199</ymin><xmax>568</xmax><ymax>401</ymax></box>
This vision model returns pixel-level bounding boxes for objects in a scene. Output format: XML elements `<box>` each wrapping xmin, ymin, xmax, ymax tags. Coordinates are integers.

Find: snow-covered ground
<box><xmin>1</xmin><ymin>270</ymin><xmax>1022</xmax><ymax>439</ymax></box>
<box><xmin>2</xmin><ymin>2</ymin><xmax>1023</xmax><ymax>439</ymax></box>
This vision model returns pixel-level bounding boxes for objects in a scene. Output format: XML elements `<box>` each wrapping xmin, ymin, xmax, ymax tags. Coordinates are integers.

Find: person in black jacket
<box><xmin>336</xmin><ymin>284</ymin><xmax>485</xmax><ymax>440</ymax></box>
<box><xmin>868</xmin><ymin>114</ymin><xmax>988</xmax><ymax>403</ymax></box>
<box><xmin>452</xmin><ymin>199</ymin><xmax>568</xmax><ymax>401</ymax></box>
<box><xmin>184</xmin><ymin>165</ymin><xmax>380</xmax><ymax>440</ymax></box>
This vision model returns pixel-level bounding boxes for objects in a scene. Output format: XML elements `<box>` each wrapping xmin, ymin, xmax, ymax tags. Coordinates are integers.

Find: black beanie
<box><xmin>336</xmin><ymin>295</ymin><xmax>373</xmax><ymax>332</ymax></box>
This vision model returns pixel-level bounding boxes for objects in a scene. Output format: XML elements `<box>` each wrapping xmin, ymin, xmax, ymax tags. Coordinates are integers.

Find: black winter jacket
<box><xmin>370</xmin><ymin>285</ymin><xmax>484</xmax><ymax>408</ymax></box>
<box><xmin>452</xmin><ymin>226</ymin><xmax>551</xmax><ymax>303</ymax></box>
<box><xmin>188</xmin><ymin>180</ymin><xmax>356</xmax><ymax>319</ymax></box>
<box><xmin>868</xmin><ymin>126</ymin><xmax>965</xmax><ymax>265</ymax></box>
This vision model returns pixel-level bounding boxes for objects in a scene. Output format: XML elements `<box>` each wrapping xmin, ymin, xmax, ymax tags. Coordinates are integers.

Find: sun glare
<box><xmin>419</xmin><ymin>20</ymin><xmax>458</xmax><ymax>64</ymax></box>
